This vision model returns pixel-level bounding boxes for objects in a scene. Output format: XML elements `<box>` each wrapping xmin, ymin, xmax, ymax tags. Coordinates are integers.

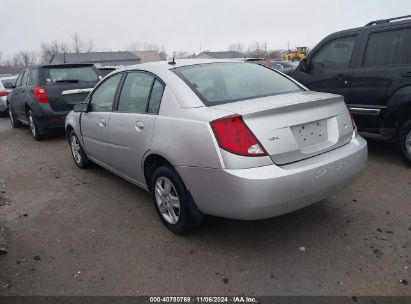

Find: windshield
<box><xmin>173</xmin><ymin>62</ymin><xmax>302</xmax><ymax>106</ymax></box>
<box><xmin>46</xmin><ymin>66</ymin><xmax>99</xmax><ymax>83</ymax></box>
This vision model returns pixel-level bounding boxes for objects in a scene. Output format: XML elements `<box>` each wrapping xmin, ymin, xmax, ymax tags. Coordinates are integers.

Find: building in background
<box><xmin>132</xmin><ymin>51</ymin><xmax>161</xmax><ymax>63</ymax></box>
<box><xmin>50</xmin><ymin>51</ymin><xmax>140</xmax><ymax>67</ymax></box>
<box><xmin>195</xmin><ymin>51</ymin><xmax>244</xmax><ymax>59</ymax></box>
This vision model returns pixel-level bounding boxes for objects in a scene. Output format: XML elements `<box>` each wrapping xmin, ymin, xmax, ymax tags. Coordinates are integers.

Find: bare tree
<box><xmin>71</xmin><ymin>32</ymin><xmax>84</xmax><ymax>53</ymax></box>
<box><xmin>12</xmin><ymin>50</ymin><xmax>39</xmax><ymax>67</ymax></box>
<box><xmin>227</xmin><ymin>43</ymin><xmax>245</xmax><ymax>54</ymax></box>
<box><xmin>40</xmin><ymin>41</ymin><xmax>70</xmax><ymax>63</ymax></box>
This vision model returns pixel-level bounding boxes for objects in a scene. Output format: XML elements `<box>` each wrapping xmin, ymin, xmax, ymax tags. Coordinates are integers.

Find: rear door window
<box><xmin>89</xmin><ymin>73</ymin><xmax>122</xmax><ymax>112</ymax></box>
<box><xmin>311</xmin><ymin>36</ymin><xmax>357</xmax><ymax>69</ymax></box>
<box><xmin>21</xmin><ymin>70</ymin><xmax>29</xmax><ymax>86</ymax></box>
<box><xmin>363</xmin><ymin>27</ymin><xmax>411</xmax><ymax>67</ymax></box>
<box><xmin>148</xmin><ymin>80</ymin><xmax>165</xmax><ymax>113</ymax></box>
<box><xmin>117</xmin><ymin>72</ymin><xmax>155</xmax><ymax>113</ymax></box>
<box><xmin>15</xmin><ymin>73</ymin><xmax>23</xmax><ymax>88</ymax></box>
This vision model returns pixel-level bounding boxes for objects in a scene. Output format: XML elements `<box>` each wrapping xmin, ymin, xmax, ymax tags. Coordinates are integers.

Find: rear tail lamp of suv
<box><xmin>210</xmin><ymin>115</ymin><xmax>268</xmax><ymax>157</ymax></box>
<box><xmin>33</xmin><ymin>87</ymin><xmax>49</xmax><ymax>103</ymax></box>
<box><xmin>0</xmin><ymin>91</ymin><xmax>10</xmax><ymax>97</ymax></box>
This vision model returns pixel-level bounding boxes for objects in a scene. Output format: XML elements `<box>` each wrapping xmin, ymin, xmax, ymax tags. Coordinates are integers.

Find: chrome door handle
<box><xmin>135</xmin><ymin>121</ymin><xmax>144</xmax><ymax>131</ymax></box>
<box><xmin>99</xmin><ymin>119</ymin><xmax>106</xmax><ymax>127</ymax></box>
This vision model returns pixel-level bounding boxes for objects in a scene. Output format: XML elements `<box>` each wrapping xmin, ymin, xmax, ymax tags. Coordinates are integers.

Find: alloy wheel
<box><xmin>29</xmin><ymin>114</ymin><xmax>36</xmax><ymax>138</ymax></box>
<box><xmin>8</xmin><ymin>107</ymin><xmax>14</xmax><ymax>124</ymax></box>
<box><xmin>406</xmin><ymin>130</ymin><xmax>411</xmax><ymax>157</ymax></box>
<box><xmin>154</xmin><ymin>176</ymin><xmax>181</xmax><ymax>225</ymax></box>
<box><xmin>71</xmin><ymin>135</ymin><xmax>82</xmax><ymax>164</ymax></box>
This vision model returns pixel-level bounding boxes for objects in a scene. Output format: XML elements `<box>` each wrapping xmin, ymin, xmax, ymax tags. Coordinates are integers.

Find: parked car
<box><xmin>65</xmin><ymin>59</ymin><xmax>367</xmax><ymax>234</ymax></box>
<box><xmin>271</xmin><ymin>60</ymin><xmax>298</xmax><ymax>74</ymax></box>
<box><xmin>0</xmin><ymin>75</ymin><xmax>18</xmax><ymax>116</ymax></box>
<box><xmin>290</xmin><ymin>15</ymin><xmax>411</xmax><ymax>165</ymax></box>
<box><xmin>8</xmin><ymin>64</ymin><xmax>101</xmax><ymax>140</ymax></box>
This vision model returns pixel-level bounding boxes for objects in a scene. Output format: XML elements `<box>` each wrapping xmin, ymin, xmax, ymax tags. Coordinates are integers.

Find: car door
<box><xmin>293</xmin><ymin>35</ymin><xmax>358</xmax><ymax>102</ymax></box>
<box><xmin>109</xmin><ymin>71</ymin><xmax>165</xmax><ymax>184</ymax></box>
<box><xmin>9</xmin><ymin>71</ymin><xmax>26</xmax><ymax>119</ymax></box>
<box><xmin>81</xmin><ymin>73</ymin><xmax>123</xmax><ymax>165</ymax></box>
<box><xmin>349</xmin><ymin>26</ymin><xmax>411</xmax><ymax>130</ymax></box>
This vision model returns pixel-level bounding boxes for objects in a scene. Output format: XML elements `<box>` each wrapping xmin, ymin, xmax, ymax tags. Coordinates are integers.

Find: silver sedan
<box><xmin>65</xmin><ymin>59</ymin><xmax>367</xmax><ymax>234</ymax></box>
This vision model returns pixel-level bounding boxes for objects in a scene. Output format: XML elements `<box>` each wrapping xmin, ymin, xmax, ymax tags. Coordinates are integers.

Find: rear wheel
<box><xmin>28</xmin><ymin>110</ymin><xmax>43</xmax><ymax>141</ymax></box>
<box><xmin>151</xmin><ymin>166</ymin><xmax>204</xmax><ymax>234</ymax></box>
<box><xmin>8</xmin><ymin>106</ymin><xmax>22</xmax><ymax>128</ymax></box>
<box><xmin>399</xmin><ymin>120</ymin><xmax>411</xmax><ymax>166</ymax></box>
<box><xmin>69</xmin><ymin>131</ymin><xmax>91</xmax><ymax>169</ymax></box>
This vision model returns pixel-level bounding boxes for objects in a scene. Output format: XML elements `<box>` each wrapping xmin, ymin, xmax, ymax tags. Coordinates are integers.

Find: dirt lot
<box><xmin>0</xmin><ymin>117</ymin><xmax>410</xmax><ymax>296</ymax></box>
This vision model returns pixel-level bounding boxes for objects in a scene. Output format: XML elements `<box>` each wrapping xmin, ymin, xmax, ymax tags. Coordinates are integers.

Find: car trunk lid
<box><xmin>211</xmin><ymin>91</ymin><xmax>354</xmax><ymax>165</ymax></box>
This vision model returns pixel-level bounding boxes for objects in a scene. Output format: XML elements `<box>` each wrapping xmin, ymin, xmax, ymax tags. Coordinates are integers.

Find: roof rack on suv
<box><xmin>366</xmin><ymin>14</ymin><xmax>411</xmax><ymax>26</ymax></box>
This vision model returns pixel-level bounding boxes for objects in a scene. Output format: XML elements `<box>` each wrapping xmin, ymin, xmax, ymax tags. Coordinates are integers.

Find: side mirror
<box><xmin>299</xmin><ymin>59</ymin><xmax>311</xmax><ymax>72</ymax></box>
<box><xmin>73</xmin><ymin>103</ymin><xmax>89</xmax><ymax>113</ymax></box>
<box><xmin>4</xmin><ymin>83</ymin><xmax>15</xmax><ymax>89</ymax></box>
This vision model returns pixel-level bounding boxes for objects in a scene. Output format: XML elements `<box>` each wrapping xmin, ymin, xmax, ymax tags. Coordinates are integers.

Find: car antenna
<box><xmin>168</xmin><ymin>56</ymin><xmax>176</xmax><ymax>65</ymax></box>
<box><xmin>63</xmin><ymin>52</ymin><xmax>66</xmax><ymax>63</ymax></box>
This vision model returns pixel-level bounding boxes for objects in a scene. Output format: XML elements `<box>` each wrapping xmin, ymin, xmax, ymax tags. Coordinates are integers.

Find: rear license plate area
<box><xmin>291</xmin><ymin>119</ymin><xmax>328</xmax><ymax>148</ymax></box>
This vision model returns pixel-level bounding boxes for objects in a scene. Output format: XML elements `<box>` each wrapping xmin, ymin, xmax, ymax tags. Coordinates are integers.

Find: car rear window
<box><xmin>173</xmin><ymin>62</ymin><xmax>302</xmax><ymax>106</ymax></box>
<box><xmin>45</xmin><ymin>66</ymin><xmax>99</xmax><ymax>84</ymax></box>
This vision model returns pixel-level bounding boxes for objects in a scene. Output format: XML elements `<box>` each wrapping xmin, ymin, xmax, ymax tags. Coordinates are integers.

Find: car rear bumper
<box><xmin>33</xmin><ymin>104</ymin><xmax>69</xmax><ymax>129</ymax></box>
<box><xmin>176</xmin><ymin>136</ymin><xmax>367</xmax><ymax>220</ymax></box>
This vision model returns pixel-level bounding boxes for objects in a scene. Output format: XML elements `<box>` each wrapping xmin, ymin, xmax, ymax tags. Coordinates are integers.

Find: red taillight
<box><xmin>0</xmin><ymin>91</ymin><xmax>10</xmax><ymax>97</ymax></box>
<box><xmin>210</xmin><ymin>115</ymin><xmax>268</xmax><ymax>157</ymax></box>
<box><xmin>33</xmin><ymin>86</ymin><xmax>49</xmax><ymax>103</ymax></box>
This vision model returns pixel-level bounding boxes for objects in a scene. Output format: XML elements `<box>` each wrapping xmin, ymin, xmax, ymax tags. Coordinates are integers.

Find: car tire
<box><xmin>151</xmin><ymin>166</ymin><xmax>204</xmax><ymax>234</ymax></box>
<box><xmin>69</xmin><ymin>131</ymin><xmax>92</xmax><ymax>169</ymax></box>
<box><xmin>27</xmin><ymin>110</ymin><xmax>43</xmax><ymax>141</ymax></box>
<box><xmin>399</xmin><ymin>120</ymin><xmax>411</xmax><ymax>166</ymax></box>
<box><xmin>8</xmin><ymin>106</ymin><xmax>22</xmax><ymax>128</ymax></box>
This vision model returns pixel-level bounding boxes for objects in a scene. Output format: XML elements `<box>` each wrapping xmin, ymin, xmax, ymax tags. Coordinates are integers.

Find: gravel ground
<box><xmin>0</xmin><ymin>117</ymin><xmax>410</xmax><ymax>296</ymax></box>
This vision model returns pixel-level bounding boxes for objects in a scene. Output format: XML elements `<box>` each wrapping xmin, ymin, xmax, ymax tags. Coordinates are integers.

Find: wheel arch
<box><xmin>382</xmin><ymin>85</ymin><xmax>411</xmax><ymax>134</ymax></box>
<box><xmin>143</xmin><ymin>152</ymin><xmax>175</xmax><ymax>191</ymax></box>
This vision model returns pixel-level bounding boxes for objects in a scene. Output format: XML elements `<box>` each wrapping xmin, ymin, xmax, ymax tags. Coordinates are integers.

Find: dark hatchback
<box><xmin>290</xmin><ymin>15</ymin><xmax>411</xmax><ymax>164</ymax></box>
<box><xmin>8</xmin><ymin>64</ymin><xmax>101</xmax><ymax>140</ymax></box>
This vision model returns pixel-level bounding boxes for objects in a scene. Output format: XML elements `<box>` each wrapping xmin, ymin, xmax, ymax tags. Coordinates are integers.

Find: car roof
<box><xmin>328</xmin><ymin>17</ymin><xmax>411</xmax><ymax>38</ymax></box>
<box><xmin>121</xmin><ymin>59</ymin><xmax>244</xmax><ymax>72</ymax></box>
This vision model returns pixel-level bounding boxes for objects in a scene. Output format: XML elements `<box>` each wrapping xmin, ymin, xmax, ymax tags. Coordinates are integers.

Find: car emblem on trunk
<box><xmin>269</xmin><ymin>136</ymin><xmax>280</xmax><ymax>141</ymax></box>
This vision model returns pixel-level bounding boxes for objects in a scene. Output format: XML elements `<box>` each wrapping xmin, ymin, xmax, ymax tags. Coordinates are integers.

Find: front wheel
<box><xmin>151</xmin><ymin>166</ymin><xmax>204</xmax><ymax>234</ymax></box>
<box><xmin>399</xmin><ymin>120</ymin><xmax>411</xmax><ymax>166</ymax></box>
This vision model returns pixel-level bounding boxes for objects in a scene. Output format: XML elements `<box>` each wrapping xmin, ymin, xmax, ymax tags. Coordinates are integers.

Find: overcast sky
<box><xmin>1</xmin><ymin>0</ymin><xmax>410</xmax><ymax>56</ymax></box>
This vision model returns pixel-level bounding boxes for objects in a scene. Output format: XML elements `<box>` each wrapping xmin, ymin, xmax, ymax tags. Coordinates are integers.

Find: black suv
<box><xmin>291</xmin><ymin>15</ymin><xmax>411</xmax><ymax>164</ymax></box>
<box><xmin>7</xmin><ymin>64</ymin><xmax>101</xmax><ymax>140</ymax></box>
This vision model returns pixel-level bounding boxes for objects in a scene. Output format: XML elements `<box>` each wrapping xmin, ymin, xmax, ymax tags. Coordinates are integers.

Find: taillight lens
<box><xmin>0</xmin><ymin>91</ymin><xmax>10</xmax><ymax>97</ymax></box>
<box><xmin>210</xmin><ymin>115</ymin><xmax>268</xmax><ymax>157</ymax></box>
<box><xmin>33</xmin><ymin>86</ymin><xmax>49</xmax><ymax>103</ymax></box>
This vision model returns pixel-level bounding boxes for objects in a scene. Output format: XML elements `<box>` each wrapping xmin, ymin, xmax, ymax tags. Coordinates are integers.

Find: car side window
<box><xmin>364</xmin><ymin>27</ymin><xmax>411</xmax><ymax>67</ymax></box>
<box><xmin>15</xmin><ymin>73</ymin><xmax>23</xmax><ymax>88</ymax></box>
<box><xmin>21</xmin><ymin>70</ymin><xmax>29</xmax><ymax>86</ymax></box>
<box><xmin>89</xmin><ymin>73</ymin><xmax>122</xmax><ymax>112</ymax></box>
<box><xmin>311</xmin><ymin>36</ymin><xmax>357</xmax><ymax>69</ymax></box>
<box><xmin>117</xmin><ymin>72</ymin><xmax>154</xmax><ymax>113</ymax></box>
<box><xmin>148</xmin><ymin>79</ymin><xmax>165</xmax><ymax>114</ymax></box>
